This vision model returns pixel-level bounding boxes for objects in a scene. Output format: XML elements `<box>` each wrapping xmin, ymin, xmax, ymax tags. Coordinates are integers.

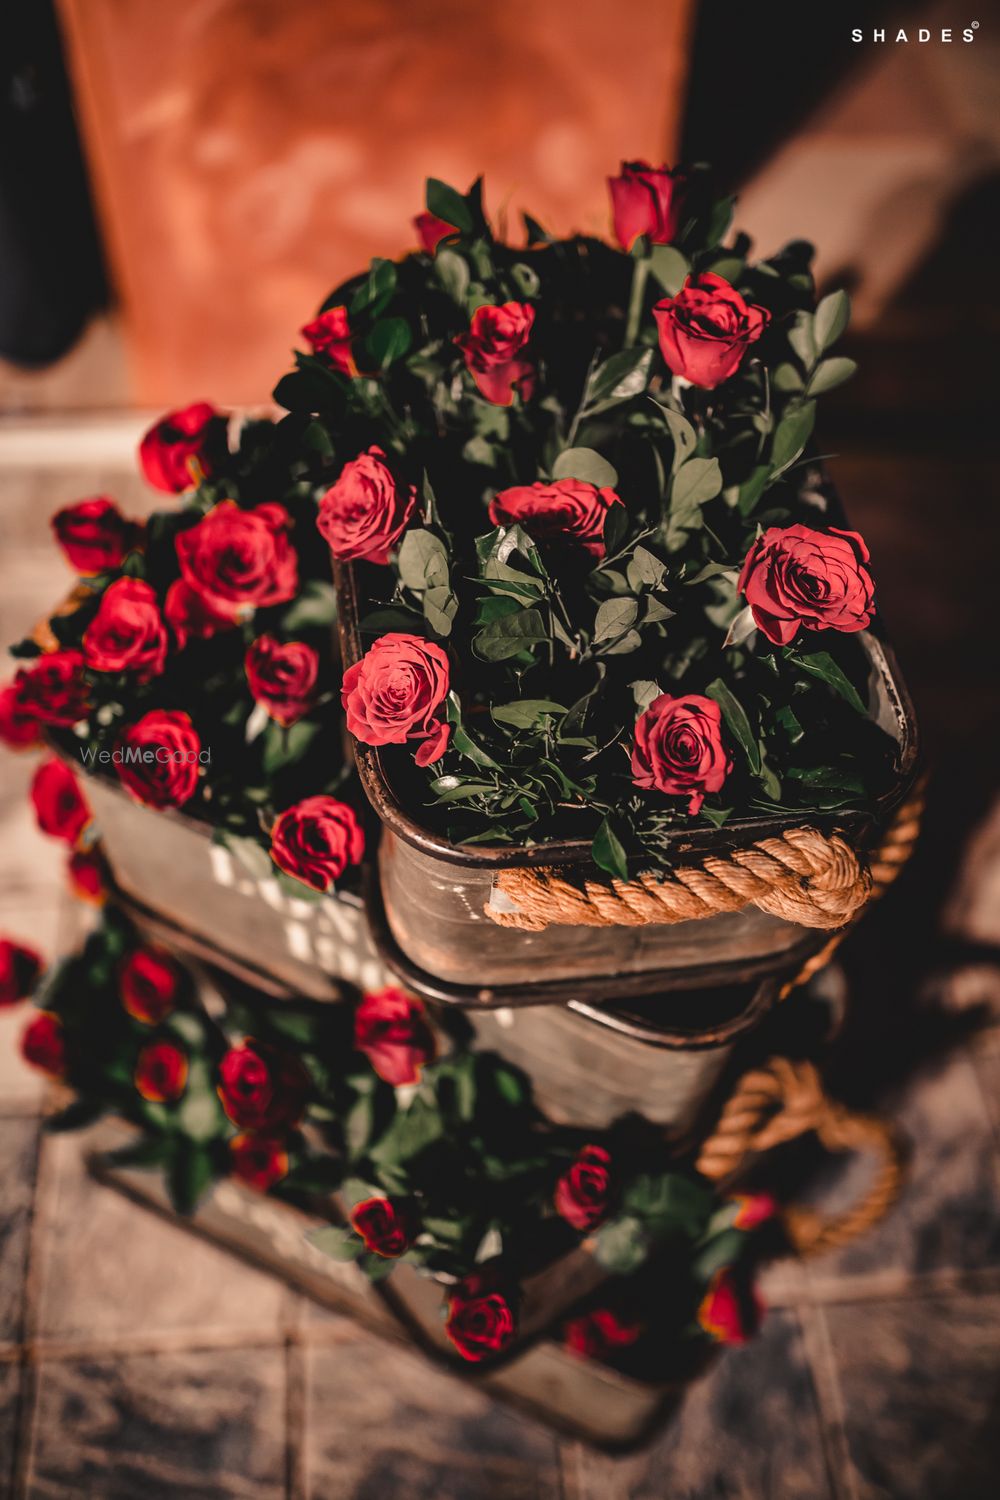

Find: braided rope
<box><xmin>695</xmin><ymin>1057</ymin><xmax>905</xmax><ymax>1257</ymax></box>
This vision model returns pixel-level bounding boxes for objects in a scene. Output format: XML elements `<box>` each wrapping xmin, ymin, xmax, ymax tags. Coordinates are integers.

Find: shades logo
<box><xmin>851</xmin><ymin>21</ymin><xmax>979</xmax><ymax>42</ymax></box>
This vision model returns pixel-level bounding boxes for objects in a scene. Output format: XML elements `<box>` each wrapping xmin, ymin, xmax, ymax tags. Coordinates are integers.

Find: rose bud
<box><xmin>119</xmin><ymin>946</ymin><xmax>183</xmax><ymax>1025</ymax></box>
<box><xmin>51</xmin><ymin>496</ymin><xmax>138</xmax><ymax>575</ymax></box>
<box><xmin>82</xmin><ymin>578</ymin><xmax>168</xmax><ymax>682</ymax></box>
<box><xmin>175</xmin><ymin>501</ymin><xmax>298</xmax><ymax>620</ymax></box>
<box><xmin>245</xmin><ymin>637</ymin><xmax>319</xmax><ymax>727</ymax></box>
<box><xmin>697</xmin><ymin>1267</ymin><xmax>765</xmax><ymax>1346</ymax></box>
<box><xmin>270</xmin><ymin>795</ymin><xmax>365</xmax><ymax>893</ymax></box>
<box><xmin>139</xmin><ymin>402</ymin><xmax>227</xmax><ymax>493</ymax></box>
<box><xmin>115</xmin><ymin>710</ymin><xmax>202</xmax><ymax>810</ymax></box>
<box><xmin>454</xmin><ymin>302</ymin><xmax>535</xmax><ymax>406</ymax></box>
<box><xmin>444</xmin><ymin>1273</ymin><xmax>518</xmax><ymax>1363</ymax></box>
<box><xmin>341</xmin><ymin>633</ymin><xmax>450</xmax><ymax>768</ymax></box>
<box><xmin>732</xmin><ymin>1193</ymin><xmax>779</xmax><ymax>1231</ymax></box>
<box><xmin>14</xmin><ymin>649</ymin><xmax>88</xmax><ymax>728</ymax></box>
<box><xmin>30</xmin><ymin>758</ymin><xmax>92</xmax><ymax>846</ymax></box>
<box><xmin>350</xmin><ymin>1196</ymin><xmax>419</xmax><ymax>1258</ymax></box>
<box><xmin>0</xmin><ymin>680</ymin><xmax>41</xmax><ymax>750</ymax></box>
<box><xmin>554</xmin><ymin>1144</ymin><xmax>614</xmax><ymax>1232</ymax></box>
<box><xmin>300</xmin><ymin>305</ymin><xmax>357</xmax><ymax>377</ymax></box>
<box><xmin>21</xmin><ymin>1011</ymin><xmax>67</xmax><ymax>1077</ymax></box>
<box><xmin>0</xmin><ymin>937</ymin><xmax>43</xmax><ymax>1007</ymax></box>
<box><xmin>488</xmin><ymin>479</ymin><xmax>623</xmax><ymax>560</ymax></box>
<box><xmin>653</xmin><ymin>273</ymin><xmax>769</xmax><ymax>389</ymax></box>
<box><xmin>631</xmin><ymin>692</ymin><xmax>732</xmax><ymax>816</ymax></box>
<box><xmin>316</xmin><ymin>446</ymin><xmax>417</xmax><ymax>566</ymax></box>
<box><xmin>738</xmin><ymin>525</ymin><xmax>875</xmax><ymax>647</ymax></box>
<box><xmin>218</xmin><ymin>1039</ymin><xmax>309</xmax><ymax>1132</ymax></box>
<box><xmin>608</xmin><ymin>161</ymin><xmax>686</xmax><ymax>250</ymax></box>
<box><xmin>564</xmin><ymin>1306</ymin><xmax>643</xmax><ymax>1361</ymax></box>
<box><xmin>229</xmin><ymin>1133</ymin><xmax>290</xmax><ymax>1193</ymax></box>
<box><xmin>164</xmin><ymin>579</ymin><xmax>237</xmax><ymax>650</ymax></box>
<box><xmin>354</xmin><ymin>986</ymin><xmax>435</xmax><ymax>1087</ymax></box>
<box><xmin>67</xmin><ymin>848</ymin><xmax>107</xmax><ymax>905</ymax></box>
<box><xmin>134</xmin><ymin>1040</ymin><xmax>188</xmax><ymax>1103</ymax></box>
<box><xmin>414</xmin><ymin>211</ymin><xmax>455</xmax><ymax>254</ymax></box>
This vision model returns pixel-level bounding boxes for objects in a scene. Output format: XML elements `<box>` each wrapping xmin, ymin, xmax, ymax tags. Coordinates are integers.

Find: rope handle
<box><xmin>695</xmin><ymin>1057</ymin><xmax>905</xmax><ymax>1258</ymax></box>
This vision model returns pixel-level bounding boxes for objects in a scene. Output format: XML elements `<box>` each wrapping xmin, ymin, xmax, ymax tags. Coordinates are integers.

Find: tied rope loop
<box><xmin>694</xmin><ymin>1057</ymin><xmax>905</xmax><ymax>1258</ymax></box>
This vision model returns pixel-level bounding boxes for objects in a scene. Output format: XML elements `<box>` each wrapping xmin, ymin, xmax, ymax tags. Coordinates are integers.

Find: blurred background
<box><xmin>2</xmin><ymin>1</ymin><xmax>1000</xmax><ymax>1496</ymax></box>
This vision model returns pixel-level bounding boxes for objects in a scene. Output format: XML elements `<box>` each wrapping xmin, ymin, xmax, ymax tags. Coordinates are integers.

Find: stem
<box><xmin>624</xmin><ymin>257</ymin><xmax>651</xmax><ymax>349</ymax></box>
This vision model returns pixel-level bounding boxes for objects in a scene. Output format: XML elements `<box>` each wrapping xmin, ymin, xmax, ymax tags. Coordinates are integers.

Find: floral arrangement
<box><xmin>275</xmin><ymin>164</ymin><xmax>898</xmax><ymax>875</ymax></box>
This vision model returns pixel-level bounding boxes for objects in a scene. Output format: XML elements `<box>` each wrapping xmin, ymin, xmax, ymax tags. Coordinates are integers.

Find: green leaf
<box><xmin>657</xmin><ymin>405</ymin><xmax>698</xmax><ymax>474</ymax></box>
<box><xmin>807</xmin><ymin>357</ymin><xmax>857</xmax><ymax>395</ymax></box>
<box><xmin>788</xmin><ymin>313</ymin><xmax>816</xmax><ymax>367</ymax></box>
<box><xmin>594</xmin><ymin>1215</ymin><xmax>649</xmax><ymax>1274</ymax></box>
<box><xmin>552</xmin><ymin>447</ymin><xmax>619</xmax><ymax>489</ymax></box>
<box><xmin>737</xmin><ymin>465</ymin><xmax>771</xmax><ymax>517</ymax></box>
<box><xmin>281</xmin><ymin>580</ymin><xmax>338</xmax><ymax>634</ymax></box>
<box><xmin>350</xmin><ymin>257</ymin><xmax>397</xmax><ymax>316</ymax></box>
<box><xmin>435</xmin><ymin>249</ymin><xmax>470</xmax><ymax>304</ymax></box>
<box><xmin>422</xmin><ymin>586</ymin><xmax>457</xmax><ymax>637</ymax></box>
<box><xmin>592</xmin><ymin>817</ymin><xmax>629</xmax><ymax>881</ymax></box>
<box><xmin>450</xmin><ymin>723</ymin><xmax>502</xmax><ymax>770</ymax></box>
<box><xmin>626</xmin><ymin>545</ymin><xmax>667</xmax><ymax>591</ymax></box>
<box><xmin>706</xmin><ymin>195</ymin><xmax>735</xmax><ymax>247</ymax></box>
<box><xmin>472</xmin><ymin>608</ymin><xmax>548</xmax><ymax>661</ymax></box>
<box><xmin>398</xmin><ymin>529</ymin><xmax>450</xmax><ymax>592</ymax></box>
<box><xmin>672</xmin><ymin>456</ymin><xmax>723</xmax><ymax>514</ymax></box>
<box><xmin>261</xmin><ymin>717</ymin><xmax>321</xmax><ymax>777</ymax></box>
<box><xmin>491</xmin><ymin>699</ymin><xmax>567</xmax><ymax>729</ymax></box>
<box><xmin>308</xmin><ymin>1225</ymin><xmax>363</xmax><ymax>1262</ymax></box>
<box><xmin>426</xmin><ymin>178</ymin><xmax>474</xmax><ymax>234</ymax></box>
<box><xmin>585</xmin><ymin>347</ymin><xmax>654</xmax><ymax>409</ymax></box>
<box><xmin>508</xmin><ymin>262</ymin><xmax>540</xmax><ymax>299</ymax></box>
<box><xmin>790</xmin><ymin>650</ymin><xmax>867</xmax><ymax>714</ymax></box>
<box><xmin>366</xmin><ymin>317</ymin><xmax>411</xmax><ymax>369</ymax></box>
<box><xmin>813</xmin><ymin>289</ymin><xmax>850</xmax><ymax>352</ymax></box>
<box><xmin>219</xmin><ymin>832</ymin><xmax>274</xmax><ymax>882</ymax></box>
<box><xmin>648</xmin><ymin>244</ymin><xmax>689</xmax><ymax>295</ymax></box>
<box><xmin>593</xmin><ymin>597</ymin><xmax>639</xmax><ymax>643</ymax></box>
<box><xmin>523</xmin><ymin>211</ymin><xmax>552</xmax><ymax>245</ymax></box>
<box><xmin>772</xmin><ymin>362</ymin><xmax>805</xmax><ymax>393</ymax></box>
<box><xmin>771</xmin><ymin>401</ymin><xmax>816</xmax><ymax>473</ymax></box>
<box><xmin>706</xmin><ymin>678</ymin><xmax>761</xmax><ymax>775</ymax></box>
<box><xmin>167</xmin><ymin>1140</ymin><xmax>216</xmax><ymax>1216</ymax></box>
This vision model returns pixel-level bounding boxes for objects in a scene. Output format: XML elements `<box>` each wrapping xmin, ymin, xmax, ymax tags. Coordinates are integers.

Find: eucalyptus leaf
<box><xmin>552</xmin><ymin>446</ymin><xmax>619</xmax><ymax>489</ymax></box>
<box><xmin>593</xmin><ymin>596</ymin><xmax>639</xmax><ymax>643</ymax></box>
<box><xmin>672</xmin><ymin>456</ymin><xmax>723</xmax><ymax>514</ymax></box>
<box><xmin>422</xmin><ymin>586</ymin><xmax>458</xmax><ymax>636</ymax></box>
<box><xmin>626</xmin><ymin>545</ymin><xmax>667</xmax><ymax>591</ymax></box>
<box><xmin>398</xmin><ymin>529</ymin><xmax>450</xmax><ymax>591</ymax></box>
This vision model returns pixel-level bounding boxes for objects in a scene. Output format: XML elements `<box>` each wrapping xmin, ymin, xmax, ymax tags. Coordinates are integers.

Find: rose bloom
<box><xmin>653</xmin><ymin>273</ymin><xmax>769</xmax><ymax>389</ymax></box>
<box><xmin>0</xmin><ymin>681</ymin><xmax>41</xmax><ymax>749</ymax></box>
<box><xmin>354</xmin><ymin>986</ymin><xmax>436</xmax><ymax>1087</ymax></box>
<box><xmin>218</xmin><ymin>1040</ymin><xmax>309</xmax><ymax>1132</ymax></box>
<box><xmin>341</xmin><ymin>633</ymin><xmax>450</xmax><ymax>768</ymax></box>
<box><xmin>175</xmin><ymin>501</ymin><xmax>298</xmax><ymax>620</ymax></box>
<box><xmin>82</xmin><ymin>578</ymin><xmax>168</xmax><ymax>682</ymax></box>
<box><xmin>350</xmin><ymin>1196</ymin><xmax>419</xmax><ymax>1258</ymax></box>
<box><xmin>445</xmin><ymin>1274</ymin><xmax>518</xmax><ymax>1363</ymax></box>
<box><xmin>414</xmin><ymin>211</ymin><xmax>454</xmax><ymax>254</ymax></box>
<box><xmin>697</xmin><ymin>1267</ymin><xmax>765</xmax><ymax>1346</ymax></box>
<box><xmin>51</xmin><ymin>496</ymin><xmax>138</xmax><ymax>574</ymax></box>
<box><xmin>488</xmin><ymin>479</ymin><xmax>623</xmax><ymax>559</ymax></box>
<box><xmin>245</xmin><ymin>637</ymin><xmax>319</xmax><ymax>727</ymax></box>
<box><xmin>608</xmin><ymin>161</ymin><xmax>686</xmax><ymax>250</ymax></box>
<box><xmin>119</xmin><ymin>946</ymin><xmax>182</xmax><ymax>1025</ymax></box>
<box><xmin>21</xmin><ymin>1011</ymin><xmax>67</xmax><ymax>1077</ymax></box>
<box><xmin>554</xmin><ymin>1144</ymin><xmax>614</xmax><ymax>1232</ymax></box>
<box><xmin>564</xmin><ymin>1305</ymin><xmax>643</xmax><ymax>1361</ymax></box>
<box><xmin>31</xmin><ymin>758</ymin><xmax>92</xmax><ymax>845</ymax></box>
<box><xmin>738</xmin><ymin>524</ymin><xmax>875</xmax><ymax>646</ymax></box>
<box><xmin>316</xmin><ymin>446</ymin><xmax>417</xmax><ymax>566</ymax></box>
<box><xmin>631</xmin><ymin>692</ymin><xmax>732</xmax><ymax>816</ymax></box>
<box><xmin>164</xmin><ymin>579</ymin><xmax>237</xmax><ymax>650</ymax></box>
<box><xmin>300</xmin><ymin>305</ymin><xmax>357</xmax><ymax>377</ymax></box>
<box><xmin>270</xmin><ymin>796</ymin><xmax>365</xmax><ymax>892</ymax></box>
<box><xmin>14</xmin><ymin>649</ymin><xmax>88</xmax><ymax>728</ymax></box>
<box><xmin>67</xmin><ymin>848</ymin><xmax>107</xmax><ymax>905</ymax></box>
<box><xmin>139</xmin><ymin>402</ymin><xmax>227</xmax><ymax>493</ymax></box>
<box><xmin>115</xmin><ymin>710</ymin><xmax>202</xmax><ymax>810</ymax></box>
<box><xmin>134</xmin><ymin>1041</ymin><xmax>188</xmax><ymax>1103</ymax></box>
<box><xmin>732</xmin><ymin>1193</ymin><xmax>779</xmax><ymax>1231</ymax></box>
<box><xmin>230</xmin><ymin>1133</ymin><xmax>290</xmax><ymax>1193</ymax></box>
<box><xmin>0</xmin><ymin>937</ymin><xmax>43</xmax><ymax>1007</ymax></box>
<box><xmin>454</xmin><ymin>302</ymin><xmax>535</xmax><ymax>406</ymax></box>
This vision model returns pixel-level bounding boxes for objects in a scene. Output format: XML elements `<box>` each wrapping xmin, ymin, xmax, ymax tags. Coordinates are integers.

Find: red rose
<box><xmin>0</xmin><ymin>937</ymin><xmax>43</xmax><ymax>1007</ymax></box>
<box><xmin>354</xmin><ymin>986</ymin><xmax>435</xmax><ymax>1087</ymax></box>
<box><xmin>554</xmin><ymin>1144</ymin><xmax>613</xmax><ymax>1232</ymax></box>
<box><xmin>564</xmin><ymin>1306</ymin><xmax>643</xmax><ymax>1361</ymax></box>
<box><xmin>0</xmin><ymin>681</ymin><xmax>42</xmax><ymax>749</ymax></box>
<box><xmin>139</xmin><ymin>402</ymin><xmax>227</xmax><ymax>493</ymax></box>
<box><xmin>445</xmin><ymin>1274</ymin><xmax>518</xmax><ymax>1363</ymax></box>
<box><xmin>631</xmin><ymin>692</ymin><xmax>732</xmax><ymax>816</ymax></box>
<box><xmin>21</xmin><ymin>1011</ymin><xmax>67</xmax><ymax>1077</ymax></box>
<box><xmin>175</xmin><ymin>501</ymin><xmax>298</xmax><ymax>620</ymax></box>
<box><xmin>51</xmin><ymin>496</ymin><xmax>138</xmax><ymax>574</ymax></box>
<box><xmin>134</xmin><ymin>1040</ymin><xmax>188</xmax><ymax>1103</ymax></box>
<box><xmin>697</xmin><ymin>1267</ymin><xmax>765</xmax><ymax>1346</ymax></box>
<box><xmin>608</xmin><ymin>161</ymin><xmax>686</xmax><ymax>250</ymax></box>
<box><xmin>350</xmin><ymin>1196</ymin><xmax>418</xmax><ymax>1258</ymax></box>
<box><xmin>115</xmin><ymin>710</ymin><xmax>202</xmax><ymax>810</ymax></box>
<box><xmin>31</xmin><ymin>758</ymin><xmax>92</xmax><ymax>846</ymax></box>
<box><xmin>732</xmin><ymin>1193</ymin><xmax>779</xmax><ymax>1231</ymax></box>
<box><xmin>82</xmin><ymin>578</ymin><xmax>168</xmax><ymax>682</ymax></box>
<box><xmin>230</xmin><ymin>1133</ymin><xmax>289</xmax><ymax>1192</ymax></box>
<box><xmin>653</xmin><ymin>273</ymin><xmax>769</xmax><ymax>389</ymax></box>
<box><xmin>164</xmin><ymin>579</ymin><xmax>237</xmax><ymax>649</ymax></box>
<box><xmin>218</xmin><ymin>1040</ymin><xmax>309</xmax><ymax>1132</ymax></box>
<box><xmin>300</xmin><ymin>305</ymin><xmax>357</xmax><ymax>377</ymax></box>
<box><xmin>488</xmin><ymin>479</ymin><xmax>623</xmax><ymax>559</ymax></box>
<box><xmin>454</xmin><ymin>302</ymin><xmax>535</xmax><ymax>406</ymax></box>
<box><xmin>341</xmin><ymin>633</ymin><xmax>450</xmax><ymax>768</ymax></box>
<box><xmin>737</xmin><ymin>525</ymin><xmax>875</xmax><ymax>647</ymax></box>
<box><xmin>245</xmin><ymin>637</ymin><xmax>319</xmax><ymax>727</ymax></box>
<box><xmin>270</xmin><ymin>795</ymin><xmax>365</xmax><ymax>892</ymax></box>
<box><xmin>67</xmin><ymin>848</ymin><xmax>107</xmax><ymax>905</ymax></box>
<box><xmin>316</xmin><ymin>446</ymin><xmax>417</xmax><ymax>566</ymax></box>
<box><xmin>15</xmin><ymin>650</ymin><xmax>88</xmax><ymax>727</ymax></box>
<box><xmin>119</xmin><ymin>946</ymin><xmax>182</xmax><ymax>1025</ymax></box>
<box><xmin>414</xmin><ymin>211</ymin><xmax>455</xmax><ymax>254</ymax></box>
